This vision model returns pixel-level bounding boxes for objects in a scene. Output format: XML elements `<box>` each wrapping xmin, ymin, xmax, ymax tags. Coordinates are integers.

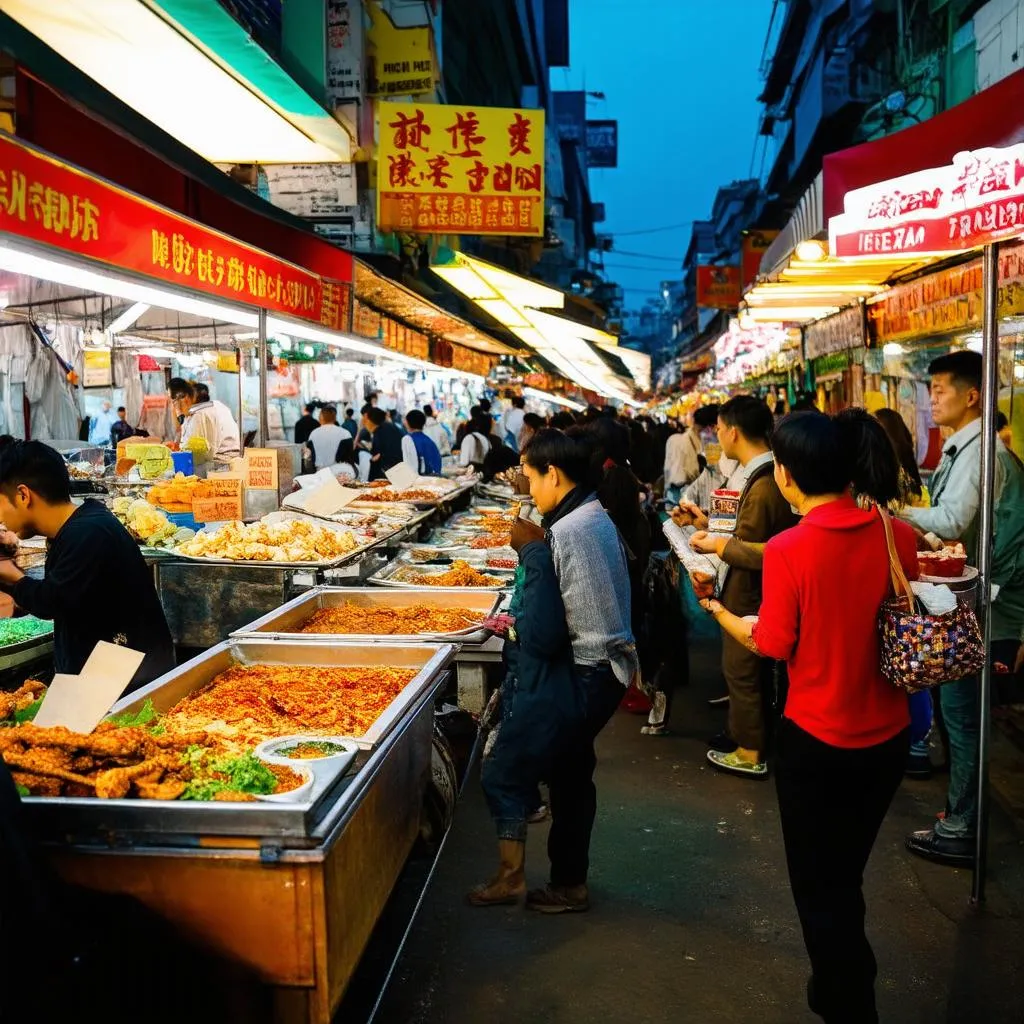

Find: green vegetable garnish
<box><xmin>107</xmin><ymin>698</ymin><xmax>159</xmax><ymax>728</ymax></box>
<box><xmin>15</xmin><ymin>784</ymin><xmax>29</xmax><ymax>797</ymax></box>
<box><xmin>278</xmin><ymin>740</ymin><xmax>346</xmax><ymax>759</ymax></box>
<box><xmin>13</xmin><ymin>698</ymin><xmax>42</xmax><ymax>724</ymax></box>
<box><xmin>180</xmin><ymin>750</ymin><xmax>279</xmax><ymax>801</ymax></box>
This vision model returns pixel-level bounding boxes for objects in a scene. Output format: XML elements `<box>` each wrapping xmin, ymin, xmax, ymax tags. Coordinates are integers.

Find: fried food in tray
<box><xmin>176</xmin><ymin>518</ymin><xmax>359</xmax><ymax>563</ymax></box>
<box><xmin>391</xmin><ymin>560</ymin><xmax>504</xmax><ymax>588</ymax></box>
<box><xmin>298</xmin><ymin>602</ymin><xmax>483</xmax><ymax>636</ymax></box>
<box><xmin>162</xmin><ymin>664</ymin><xmax>417</xmax><ymax>750</ymax></box>
<box><xmin>0</xmin><ymin>679</ymin><xmax>46</xmax><ymax>721</ymax></box>
<box><xmin>352</xmin><ymin>487</ymin><xmax>447</xmax><ymax>503</ymax></box>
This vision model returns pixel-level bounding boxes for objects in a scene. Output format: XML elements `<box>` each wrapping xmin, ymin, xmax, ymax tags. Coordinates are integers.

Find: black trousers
<box><xmin>547</xmin><ymin>665</ymin><xmax>624</xmax><ymax>887</ymax></box>
<box><xmin>775</xmin><ymin>718</ymin><xmax>909</xmax><ymax>1024</ymax></box>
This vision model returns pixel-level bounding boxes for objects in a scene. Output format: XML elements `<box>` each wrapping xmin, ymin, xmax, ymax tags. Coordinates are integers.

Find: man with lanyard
<box><xmin>676</xmin><ymin>396</ymin><xmax>796</xmax><ymax>778</ymax></box>
<box><xmin>899</xmin><ymin>351</ymin><xmax>1024</xmax><ymax>865</ymax></box>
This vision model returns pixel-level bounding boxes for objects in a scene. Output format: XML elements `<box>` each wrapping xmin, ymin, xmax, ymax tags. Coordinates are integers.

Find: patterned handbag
<box><xmin>877</xmin><ymin>507</ymin><xmax>986</xmax><ymax>692</ymax></box>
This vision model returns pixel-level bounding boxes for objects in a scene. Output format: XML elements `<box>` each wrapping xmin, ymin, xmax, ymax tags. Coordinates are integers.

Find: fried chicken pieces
<box><xmin>0</xmin><ymin>721</ymin><xmax>209</xmax><ymax>800</ymax></box>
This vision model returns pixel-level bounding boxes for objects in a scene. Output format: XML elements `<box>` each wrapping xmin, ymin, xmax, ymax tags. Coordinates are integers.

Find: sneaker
<box><xmin>641</xmin><ymin>723</ymin><xmax>670</xmax><ymax>736</ymax></box>
<box><xmin>707</xmin><ymin>694</ymin><xmax>730</xmax><ymax>706</ymax></box>
<box><xmin>527</xmin><ymin>804</ymin><xmax>549</xmax><ymax>824</ymax></box>
<box><xmin>706</xmin><ymin>749</ymin><xmax>768</xmax><ymax>778</ymax></box>
<box><xmin>904</xmin><ymin>752</ymin><xmax>932</xmax><ymax>780</ymax></box>
<box><xmin>905</xmin><ymin>827</ymin><xmax>975</xmax><ymax>866</ymax></box>
<box><xmin>707</xmin><ymin>731</ymin><xmax>738</xmax><ymax>753</ymax></box>
<box><xmin>526</xmin><ymin>884</ymin><xmax>590</xmax><ymax>914</ymax></box>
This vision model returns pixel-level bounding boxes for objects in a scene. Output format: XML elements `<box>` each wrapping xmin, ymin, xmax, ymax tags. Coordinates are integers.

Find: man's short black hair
<box><xmin>423</xmin><ymin>404</ymin><xmax>435</xmax><ymax>418</ymax></box>
<box><xmin>117</xmin><ymin>406</ymin><xmax>126</xmax><ymax>414</ymax></box>
<box><xmin>512</xmin><ymin>395</ymin><xmax>526</xmax><ymax>409</ymax></box>
<box><xmin>168</xmin><ymin>378</ymin><xmax>194</xmax><ymax>401</ymax></box>
<box><xmin>345</xmin><ymin>408</ymin><xmax>354</xmax><ymax>418</ymax></box>
<box><xmin>718</xmin><ymin>395</ymin><xmax>773</xmax><ymax>444</ymax></box>
<box><xmin>929</xmin><ymin>350</ymin><xmax>982</xmax><ymax>393</ymax></box>
<box><xmin>0</xmin><ymin>441</ymin><xmax>71</xmax><ymax>504</ymax></box>
<box><xmin>361</xmin><ymin>403</ymin><xmax>374</xmax><ymax>416</ymax></box>
<box><xmin>304</xmin><ymin>404</ymin><xmax>314</xmax><ymax>414</ymax></box>
<box><xmin>406</xmin><ymin>409</ymin><xmax>426</xmax><ymax>430</ymax></box>
<box><xmin>479</xmin><ymin>398</ymin><xmax>492</xmax><ymax>413</ymax></box>
<box><xmin>469</xmin><ymin>405</ymin><xmax>481</xmax><ymax>419</ymax></box>
<box><xmin>693</xmin><ymin>404</ymin><xmax>720</xmax><ymax>429</ymax></box>
<box><xmin>996</xmin><ymin>410</ymin><xmax>1009</xmax><ymax>431</ymax></box>
<box><xmin>368</xmin><ymin>408</ymin><xmax>387</xmax><ymax>427</ymax></box>
<box><xmin>522</xmin><ymin>412</ymin><xmax>544</xmax><ymax>431</ymax></box>
<box><xmin>321</xmin><ymin>405</ymin><xmax>337</xmax><ymax>422</ymax></box>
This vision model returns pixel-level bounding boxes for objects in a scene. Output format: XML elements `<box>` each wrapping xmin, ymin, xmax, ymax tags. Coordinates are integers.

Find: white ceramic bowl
<box><xmin>253</xmin><ymin>759</ymin><xmax>315</xmax><ymax>803</ymax></box>
<box><xmin>255</xmin><ymin>735</ymin><xmax>359</xmax><ymax>780</ymax></box>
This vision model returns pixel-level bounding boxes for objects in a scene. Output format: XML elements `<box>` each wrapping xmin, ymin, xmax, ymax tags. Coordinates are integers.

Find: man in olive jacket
<box><xmin>688</xmin><ymin>396</ymin><xmax>796</xmax><ymax>778</ymax></box>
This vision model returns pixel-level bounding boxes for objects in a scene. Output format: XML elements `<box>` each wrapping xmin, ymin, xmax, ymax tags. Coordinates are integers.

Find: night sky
<box><xmin>558</xmin><ymin>0</ymin><xmax>773</xmax><ymax>312</ymax></box>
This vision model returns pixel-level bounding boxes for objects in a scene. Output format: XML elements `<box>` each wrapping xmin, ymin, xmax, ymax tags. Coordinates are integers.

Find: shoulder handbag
<box><xmin>876</xmin><ymin>507</ymin><xmax>986</xmax><ymax>692</ymax></box>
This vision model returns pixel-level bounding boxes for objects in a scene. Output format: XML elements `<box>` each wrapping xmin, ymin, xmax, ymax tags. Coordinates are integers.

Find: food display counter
<box><xmin>24</xmin><ymin>639</ymin><xmax>455</xmax><ymax>1024</ymax></box>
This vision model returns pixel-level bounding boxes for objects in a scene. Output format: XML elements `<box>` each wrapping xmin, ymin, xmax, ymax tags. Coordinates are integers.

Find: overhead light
<box><xmin>0</xmin><ymin>243</ymin><xmax>258</xmax><ymax>328</ymax></box>
<box><xmin>2</xmin><ymin>0</ymin><xmax>350</xmax><ymax>163</ymax></box>
<box><xmin>795</xmin><ymin>239</ymin><xmax>829</xmax><ymax>262</ymax></box>
<box><xmin>1014</xmin><ymin>365</ymin><xmax>1024</xmax><ymax>381</ymax></box>
<box><xmin>233</xmin><ymin>331</ymin><xmax>259</xmax><ymax>341</ymax></box>
<box><xmin>740</xmin><ymin>305</ymin><xmax>841</xmax><ymax>321</ymax></box>
<box><xmin>106</xmin><ymin>302</ymin><xmax>150</xmax><ymax>335</ymax></box>
<box><xmin>303</xmin><ymin>345</ymin><xmax>315</xmax><ymax>357</ymax></box>
<box><xmin>882</xmin><ymin>342</ymin><xmax>906</xmax><ymax>356</ymax></box>
<box><xmin>523</xmin><ymin>387</ymin><xmax>586</xmax><ymax>411</ymax></box>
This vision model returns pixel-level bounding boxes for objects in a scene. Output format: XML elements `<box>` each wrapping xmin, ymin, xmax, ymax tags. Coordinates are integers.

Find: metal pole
<box><xmin>972</xmin><ymin>240</ymin><xmax>1000</xmax><ymax>904</ymax></box>
<box><xmin>236</xmin><ymin>346</ymin><xmax>245</xmax><ymax>457</ymax></box>
<box><xmin>257</xmin><ymin>309</ymin><xmax>269</xmax><ymax>447</ymax></box>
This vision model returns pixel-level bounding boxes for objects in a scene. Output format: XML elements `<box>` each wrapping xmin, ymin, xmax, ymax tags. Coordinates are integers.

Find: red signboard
<box><xmin>741</xmin><ymin>230</ymin><xmax>779</xmax><ymax>287</ymax></box>
<box><xmin>0</xmin><ymin>133</ymin><xmax>351</xmax><ymax>331</ymax></box>
<box><xmin>829</xmin><ymin>143</ymin><xmax>1024</xmax><ymax>259</ymax></box>
<box><xmin>696</xmin><ymin>265</ymin><xmax>741</xmax><ymax>309</ymax></box>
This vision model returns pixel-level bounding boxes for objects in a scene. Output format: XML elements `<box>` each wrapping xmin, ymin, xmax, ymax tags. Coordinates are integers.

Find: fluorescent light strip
<box><xmin>0</xmin><ymin>243</ymin><xmax>258</xmax><ymax>327</ymax></box>
<box><xmin>523</xmin><ymin>387</ymin><xmax>586</xmax><ymax>411</ymax></box>
<box><xmin>106</xmin><ymin>302</ymin><xmax>150</xmax><ymax>335</ymax></box>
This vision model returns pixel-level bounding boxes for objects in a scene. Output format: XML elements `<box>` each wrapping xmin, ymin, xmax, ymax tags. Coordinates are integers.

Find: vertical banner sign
<box><xmin>366</xmin><ymin>2</ymin><xmax>437</xmax><ymax>97</ymax></box>
<box><xmin>696</xmin><ymin>265</ymin><xmax>742</xmax><ymax>309</ymax></box>
<box><xmin>326</xmin><ymin>0</ymin><xmax>363</xmax><ymax>106</ymax></box>
<box><xmin>585</xmin><ymin>121</ymin><xmax>618</xmax><ymax>168</ymax></box>
<box><xmin>377</xmin><ymin>103</ymin><xmax>545</xmax><ymax>235</ymax></box>
<box><xmin>741</xmin><ymin>229</ymin><xmax>780</xmax><ymax>287</ymax></box>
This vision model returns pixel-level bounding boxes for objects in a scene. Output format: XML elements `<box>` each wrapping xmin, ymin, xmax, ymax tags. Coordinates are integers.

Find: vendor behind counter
<box><xmin>0</xmin><ymin>441</ymin><xmax>173</xmax><ymax>691</ymax></box>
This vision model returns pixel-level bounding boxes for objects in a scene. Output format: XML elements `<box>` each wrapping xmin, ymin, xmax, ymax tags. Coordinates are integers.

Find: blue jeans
<box><xmin>935</xmin><ymin>674</ymin><xmax>979</xmax><ymax>839</ymax></box>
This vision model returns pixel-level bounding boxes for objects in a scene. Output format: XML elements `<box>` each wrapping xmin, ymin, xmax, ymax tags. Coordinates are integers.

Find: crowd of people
<box><xmin>466</xmin><ymin>349</ymin><xmax>1023</xmax><ymax>1024</ymax></box>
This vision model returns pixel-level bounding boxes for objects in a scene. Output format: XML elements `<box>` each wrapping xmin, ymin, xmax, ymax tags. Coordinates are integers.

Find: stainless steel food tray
<box><xmin>231</xmin><ymin>586</ymin><xmax>501</xmax><ymax>645</ymax></box>
<box><xmin>15</xmin><ymin>639</ymin><xmax>454</xmax><ymax>842</ymax></box>
<box><xmin>171</xmin><ymin>510</ymin><xmax>378</xmax><ymax>569</ymax></box>
<box><xmin>367</xmin><ymin>557</ymin><xmax>510</xmax><ymax>590</ymax></box>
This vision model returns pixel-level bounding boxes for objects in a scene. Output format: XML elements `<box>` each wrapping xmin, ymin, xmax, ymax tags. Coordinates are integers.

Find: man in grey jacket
<box><xmin>517</xmin><ymin>428</ymin><xmax>637</xmax><ymax>913</ymax></box>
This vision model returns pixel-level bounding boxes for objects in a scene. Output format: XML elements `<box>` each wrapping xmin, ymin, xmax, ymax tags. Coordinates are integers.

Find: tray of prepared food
<box><xmin>367</xmin><ymin>557</ymin><xmax>509</xmax><ymax>590</ymax></box>
<box><xmin>232</xmin><ymin>586</ymin><xmax>502</xmax><ymax>644</ymax></box>
<box><xmin>170</xmin><ymin>511</ymin><xmax>374</xmax><ymax>567</ymax></box>
<box><xmin>1</xmin><ymin>639</ymin><xmax>453</xmax><ymax>840</ymax></box>
<box><xmin>339</xmin><ymin>477</ymin><xmax>467</xmax><ymax>509</ymax></box>
<box><xmin>0</xmin><ymin>616</ymin><xmax>53</xmax><ymax>652</ymax></box>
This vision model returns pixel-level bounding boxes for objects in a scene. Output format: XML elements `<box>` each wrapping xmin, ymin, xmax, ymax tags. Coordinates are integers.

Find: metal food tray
<box><xmin>367</xmin><ymin>557</ymin><xmax>510</xmax><ymax>590</ymax></box>
<box><xmin>16</xmin><ymin>638</ymin><xmax>454</xmax><ymax>842</ymax></box>
<box><xmin>170</xmin><ymin>510</ymin><xmax>378</xmax><ymax>569</ymax></box>
<box><xmin>231</xmin><ymin>586</ymin><xmax>502</xmax><ymax>645</ymax></box>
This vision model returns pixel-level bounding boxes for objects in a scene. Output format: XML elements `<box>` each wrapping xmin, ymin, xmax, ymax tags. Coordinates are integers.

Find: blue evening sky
<box><xmin>557</xmin><ymin>0</ymin><xmax>774</xmax><ymax>312</ymax></box>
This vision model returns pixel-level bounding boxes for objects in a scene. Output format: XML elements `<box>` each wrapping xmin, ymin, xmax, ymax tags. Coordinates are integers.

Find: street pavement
<box><xmin>373</xmin><ymin>641</ymin><xmax>1024</xmax><ymax>1024</ymax></box>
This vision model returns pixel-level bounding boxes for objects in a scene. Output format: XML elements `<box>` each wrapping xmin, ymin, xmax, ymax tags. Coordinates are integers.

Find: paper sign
<box><xmin>33</xmin><ymin>641</ymin><xmax>145</xmax><ymax>734</ymax></box>
<box><xmin>244</xmin><ymin>449</ymin><xmax>279</xmax><ymax>490</ymax></box>
<box><xmin>302</xmin><ymin>476</ymin><xmax>360</xmax><ymax>517</ymax></box>
<box><xmin>204</xmin><ymin>473</ymin><xmax>244</xmax><ymax>497</ymax></box>
<box><xmin>193</xmin><ymin>494</ymin><xmax>244</xmax><ymax>523</ymax></box>
<box><xmin>385</xmin><ymin>461</ymin><xmax>417</xmax><ymax>490</ymax></box>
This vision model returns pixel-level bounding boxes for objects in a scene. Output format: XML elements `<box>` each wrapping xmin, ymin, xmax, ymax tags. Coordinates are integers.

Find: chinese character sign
<box><xmin>0</xmin><ymin>133</ymin><xmax>352</xmax><ymax>332</ymax></box>
<box><xmin>696</xmin><ymin>265</ymin><xmax>741</xmax><ymax>309</ymax></box>
<box><xmin>828</xmin><ymin>143</ymin><xmax>1024</xmax><ymax>258</ymax></box>
<box><xmin>377</xmin><ymin>103</ymin><xmax>545</xmax><ymax>236</ymax></box>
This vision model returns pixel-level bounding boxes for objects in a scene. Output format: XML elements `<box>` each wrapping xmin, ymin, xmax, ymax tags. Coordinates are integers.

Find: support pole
<box><xmin>972</xmin><ymin>240</ymin><xmax>1000</xmax><ymax>904</ymax></box>
<box><xmin>236</xmin><ymin>346</ymin><xmax>245</xmax><ymax>457</ymax></box>
<box><xmin>257</xmin><ymin>309</ymin><xmax>269</xmax><ymax>448</ymax></box>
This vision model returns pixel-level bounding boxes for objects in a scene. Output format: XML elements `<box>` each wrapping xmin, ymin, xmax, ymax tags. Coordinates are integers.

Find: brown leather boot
<box><xmin>466</xmin><ymin>839</ymin><xmax>526</xmax><ymax>907</ymax></box>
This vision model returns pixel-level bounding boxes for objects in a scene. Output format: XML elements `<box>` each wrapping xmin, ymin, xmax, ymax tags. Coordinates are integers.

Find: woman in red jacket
<box><xmin>702</xmin><ymin>411</ymin><xmax>918</xmax><ymax>1024</ymax></box>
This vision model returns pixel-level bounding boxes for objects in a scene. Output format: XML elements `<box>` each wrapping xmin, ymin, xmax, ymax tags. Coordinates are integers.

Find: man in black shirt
<box><xmin>293</xmin><ymin>403</ymin><xmax>318</xmax><ymax>445</ymax></box>
<box><xmin>366</xmin><ymin>407</ymin><xmax>403</xmax><ymax>480</ymax></box>
<box><xmin>0</xmin><ymin>441</ymin><xmax>174</xmax><ymax>691</ymax></box>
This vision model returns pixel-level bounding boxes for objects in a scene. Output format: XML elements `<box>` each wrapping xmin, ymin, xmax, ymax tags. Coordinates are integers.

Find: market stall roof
<box><xmin>822</xmin><ymin>66</ymin><xmax>1024</xmax><ymax>223</ymax></box>
<box><xmin>432</xmin><ymin>253</ymin><xmax>637</xmax><ymax>401</ymax></box>
<box><xmin>353</xmin><ymin>260</ymin><xmax>518</xmax><ymax>357</ymax></box>
<box><xmin>0</xmin><ymin>0</ymin><xmax>353</xmax><ymax>164</ymax></box>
